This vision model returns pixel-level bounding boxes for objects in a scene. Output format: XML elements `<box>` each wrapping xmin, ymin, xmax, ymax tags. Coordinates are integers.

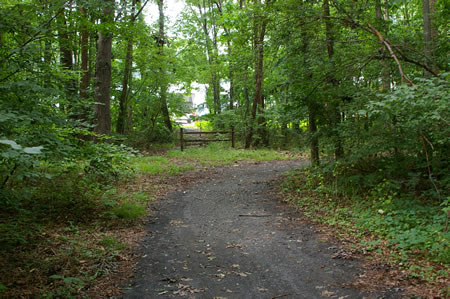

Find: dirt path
<box><xmin>122</xmin><ymin>160</ymin><xmax>399</xmax><ymax>298</ymax></box>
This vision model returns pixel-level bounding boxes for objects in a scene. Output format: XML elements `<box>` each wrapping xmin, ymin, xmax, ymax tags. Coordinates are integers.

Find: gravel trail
<box><xmin>122</xmin><ymin>160</ymin><xmax>397</xmax><ymax>299</ymax></box>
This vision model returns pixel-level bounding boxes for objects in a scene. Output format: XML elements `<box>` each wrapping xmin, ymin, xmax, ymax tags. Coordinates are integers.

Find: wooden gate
<box><xmin>180</xmin><ymin>128</ymin><xmax>235</xmax><ymax>151</ymax></box>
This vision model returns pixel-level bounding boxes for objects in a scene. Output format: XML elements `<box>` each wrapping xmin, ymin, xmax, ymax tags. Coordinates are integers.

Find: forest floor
<box><xmin>114</xmin><ymin>159</ymin><xmax>405</xmax><ymax>298</ymax></box>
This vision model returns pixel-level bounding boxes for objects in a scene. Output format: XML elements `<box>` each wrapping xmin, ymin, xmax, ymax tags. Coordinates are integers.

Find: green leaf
<box><xmin>0</xmin><ymin>139</ymin><xmax>22</xmax><ymax>150</ymax></box>
<box><xmin>23</xmin><ymin>146</ymin><xmax>44</xmax><ymax>154</ymax></box>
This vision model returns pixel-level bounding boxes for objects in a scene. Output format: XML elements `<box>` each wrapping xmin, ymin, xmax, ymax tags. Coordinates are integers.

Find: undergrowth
<box><xmin>0</xmin><ymin>143</ymin><xmax>151</xmax><ymax>297</ymax></box>
<box><xmin>0</xmin><ymin>143</ymin><xmax>297</xmax><ymax>297</ymax></box>
<box><xmin>166</xmin><ymin>143</ymin><xmax>296</xmax><ymax>165</ymax></box>
<box><xmin>132</xmin><ymin>156</ymin><xmax>195</xmax><ymax>175</ymax></box>
<box><xmin>281</xmin><ymin>166</ymin><xmax>449</xmax><ymax>295</ymax></box>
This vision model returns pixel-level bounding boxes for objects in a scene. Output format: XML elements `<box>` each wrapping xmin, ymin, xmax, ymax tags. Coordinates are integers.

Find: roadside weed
<box><xmin>132</xmin><ymin>156</ymin><xmax>194</xmax><ymax>175</ymax></box>
<box><xmin>281</xmin><ymin>167</ymin><xmax>449</xmax><ymax>289</ymax></box>
<box><xmin>167</xmin><ymin>143</ymin><xmax>294</xmax><ymax>165</ymax></box>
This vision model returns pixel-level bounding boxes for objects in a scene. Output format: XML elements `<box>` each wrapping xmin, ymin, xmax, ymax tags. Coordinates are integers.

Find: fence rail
<box><xmin>180</xmin><ymin>128</ymin><xmax>234</xmax><ymax>151</ymax></box>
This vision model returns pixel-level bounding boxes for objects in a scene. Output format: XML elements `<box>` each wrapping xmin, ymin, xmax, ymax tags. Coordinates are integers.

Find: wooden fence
<box><xmin>180</xmin><ymin>128</ymin><xmax>234</xmax><ymax>151</ymax></box>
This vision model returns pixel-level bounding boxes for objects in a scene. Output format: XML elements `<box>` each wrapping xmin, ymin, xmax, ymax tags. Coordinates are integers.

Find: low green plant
<box><xmin>194</xmin><ymin>120</ymin><xmax>214</xmax><ymax>131</ymax></box>
<box><xmin>281</xmin><ymin>167</ymin><xmax>450</xmax><ymax>264</ymax></box>
<box><xmin>167</xmin><ymin>143</ymin><xmax>293</xmax><ymax>166</ymax></box>
<box><xmin>44</xmin><ymin>275</ymin><xmax>85</xmax><ymax>298</ymax></box>
<box><xmin>132</xmin><ymin>156</ymin><xmax>194</xmax><ymax>175</ymax></box>
<box><xmin>112</xmin><ymin>202</ymin><xmax>146</xmax><ymax>221</ymax></box>
<box><xmin>99</xmin><ymin>236</ymin><xmax>126</xmax><ymax>251</ymax></box>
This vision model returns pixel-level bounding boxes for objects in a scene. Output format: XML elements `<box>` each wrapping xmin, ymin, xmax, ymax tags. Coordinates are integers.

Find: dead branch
<box><xmin>368</xmin><ymin>24</ymin><xmax>413</xmax><ymax>86</ymax></box>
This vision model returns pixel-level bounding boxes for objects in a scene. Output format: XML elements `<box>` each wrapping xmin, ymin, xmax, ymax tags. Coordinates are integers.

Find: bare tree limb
<box><xmin>368</xmin><ymin>23</ymin><xmax>413</xmax><ymax>86</ymax></box>
<box><xmin>133</xmin><ymin>0</ymin><xmax>151</xmax><ymax>20</ymax></box>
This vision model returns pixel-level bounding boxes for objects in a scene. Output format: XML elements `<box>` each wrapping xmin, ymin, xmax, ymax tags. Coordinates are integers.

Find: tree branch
<box><xmin>0</xmin><ymin>0</ymin><xmax>72</xmax><ymax>65</ymax></box>
<box><xmin>368</xmin><ymin>23</ymin><xmax>413</xmax><ymax>86</ymax></box>
<box><xmin>133</xmin><ymin>0</ymin><xmax>151</xmax><ymax>20</ymax></box>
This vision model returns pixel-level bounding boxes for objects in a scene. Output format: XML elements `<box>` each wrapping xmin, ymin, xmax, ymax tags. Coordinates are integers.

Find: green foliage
<box><xmin>282</xmin><ymin>167</ymin><xmax>450</xmax><ymax>264</ymax></box>
<box><xmin>83</xmin><ymin>142</ymin><xmax>136</xmax><ymax>183</ymax></box>
<box><xmin>194</xmin><ymin>120</ymin><xmax>214</xmax><ymax>131</ymax></box>
<box><xmin>332</xmin><ymin>77</ymin><xmax>449</xmax><ymax>201</ymax></box>
<box><xmin>111</xmin><ymin>201</ymin><xmax>146</xmax><ymax>221</ymax></box>
<box><xmin>132</xmin><ymin>156</ymin><xmax>195</xmax><ymax>176</ymax></box>
<box><xmin>99</xmin><ymin>236</ymin><xmax>126</xmax><ymax>251</ymax></box>
<box><xmin>167</xmin><ymin>143</ymin><xmax>294</xmax><ymax>166</ymax></box>
<box><xmin>48</xmin><ymin>275</ymin><xmax>85</xmax><ymax>296</ymax></box>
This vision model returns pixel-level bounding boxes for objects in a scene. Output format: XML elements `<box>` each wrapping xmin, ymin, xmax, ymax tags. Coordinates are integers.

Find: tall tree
<box><xmin>323</xmin><ymin>0</ymin><xmax>343</xmax><ymax>160</ymax></box>
<box><xmin>158</xmin><ymin>0</ymin><xmax>173</xmax><ymax>132</ymax></box>
<box><xmin>215</xmin><ymin>0</ymin><xmax>234</xmax><ymax>110</ymax></box>
<box><xmin>94</xmin><ymin>0</ymin><xmax>115</xmax><ymax>135</ymax></box>
<box><xmin>375</xmin><ymin>0</ymin><xmax>390</xmax><ymax>90</ymax></box>
<box><xmin>422</xmin><ymin>0</ymin><xmax>438</xmax><ymax>77</ymax></box>
<box><xmin>57</xmin><ymin>7</ymin><xmax>76</xmax><ymax>101</ymax></box>
<box><xmin>79</xmin><ymin>6</ymin><xmax>90</xmax><ymax>101</ymax></box>
<box><xmin>197</xmin><ymin>0</ymin><xmax>221</xmax><ymax>115</ymax></box>
<box><xmin>245</xmin><ymin>0</ymin><xmax>270</xmax><ymax>148</ymax></box>
<box><xmin>302</xmin><ymin>28</ymin><xmax>319</xmax><ymax>166</ymax></box>
<box><xmin>117</xmin><ymin>0</ymin><xmax>137</xmax><ymax>134</ymax></box>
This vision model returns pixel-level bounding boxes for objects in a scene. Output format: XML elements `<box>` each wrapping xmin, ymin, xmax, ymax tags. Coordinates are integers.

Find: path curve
<box><xmin>122</xmin><ymin>160</ymin><xmax>397</xmax><ymax>298</ymax></box>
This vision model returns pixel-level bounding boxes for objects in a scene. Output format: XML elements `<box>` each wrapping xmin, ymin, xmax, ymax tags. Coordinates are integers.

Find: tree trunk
<box><xmin>198</xmin><ymin>1</ymin><xmax>220</xmax><ymax>115</ymax></box>
<box><xmin>244</xmin><ymin>66</ymin><xmax>250</xmax><ymax>116</ymax></box>
<box><xmin>117</xmin><ymin>0</ymin><xmax>136</xmax><ymax>134</ymax></box>
<box><xmin>93</xmin><ymin>0</ymin><xmax>114</xmax><ymax>135</ymax></box>
<box><xmin>158</xmin><ymin>0</ymin><xmax>172</xmax><ymax>132</ymax></box>
<box><xmin>323</xmin><ymin>0</ymin><xmax>343</xmax><ymax>160</ymax></box>
<box><xmin>212</xmin><ymin>15</ymin><xmax>221</xmax><ymax>115</ymax></box>
<box><xmin>57</xmin><ymin>9</ymin><xmax>76</xmax><ymax>101</ymax></box>
<box><xmin>422</xmin><ymin>0</ymin><xmax>431</xmax><ymax>78</ymax></box>
<box><xmin>228</xmin><ymin>42</ymin><xmax>234</xmax><ymax>110</ymax></box>
<box><xmin>423</xmin><ymin>0</ymin><xmax>438</xmax><ymax>77</ymax></box>
<box><xmin>79</xmin><ymin>7</ymin><xmax>90</xmax><ymax>100</ymax></box>
<box><xmin>245</xmin><ymin>2</ymin><xmax>268</xmax><ymax>148</ymax></box>
<box><xmin>301</xmin><ymin>19</ymin><xmax>320</xmax><ymax>165</ymax></box>
<box><xmin>215</xmin><ymin>1</ymin><xmax>233</xmax><ymax>111</ymax></box>
<box><xmin>309</xmin><ymin>105</ymin><xmax>320</xmax><ymax>166</ymax></box>
<box><xmin>376</xmin><ymin>0</ymin><xmax>390</xmax><ymax>90</ymax></box>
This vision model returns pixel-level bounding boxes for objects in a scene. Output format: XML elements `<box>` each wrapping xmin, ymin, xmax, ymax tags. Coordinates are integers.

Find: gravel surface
<box><xmin>122</xmin><ymin>160</ymin><xmax>398</xmax><ymax>299</ymax></box>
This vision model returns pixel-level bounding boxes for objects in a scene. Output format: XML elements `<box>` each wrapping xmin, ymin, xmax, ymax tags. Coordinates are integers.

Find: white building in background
<box><xmin>173</xmin><ymin>83</ymin><xmax>209</xmax><ymax>125</ymax></box>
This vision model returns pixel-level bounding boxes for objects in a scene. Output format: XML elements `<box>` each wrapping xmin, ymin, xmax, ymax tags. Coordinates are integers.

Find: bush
<box><xmin>112</xmin><ymin>202</ymin><xmax>146</xmax><ymax>221</ymax></box>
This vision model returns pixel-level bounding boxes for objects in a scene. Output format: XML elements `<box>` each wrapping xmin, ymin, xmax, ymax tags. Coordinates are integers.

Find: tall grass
<box><xmin>166</xmin><ymin>143</ymin><xmax>294</xmax><ymax>166</ymax></box>
<box><xmin>132</xmin><ymin>156</ymin><xmax>194</xmax><ymax>175</ymax></box>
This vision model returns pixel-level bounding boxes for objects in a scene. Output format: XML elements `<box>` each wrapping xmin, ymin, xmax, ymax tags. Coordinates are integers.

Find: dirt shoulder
<box><xmin>121</xmin><ymin>160</ymin><xmax>401</xmax><ymax>298</ymax></box>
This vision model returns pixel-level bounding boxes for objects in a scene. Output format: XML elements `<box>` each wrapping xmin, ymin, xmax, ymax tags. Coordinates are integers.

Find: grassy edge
<box><xmin>279</xmin><ymin>169</ymin><xmax>449</xmax><ymax>298</ymax></box>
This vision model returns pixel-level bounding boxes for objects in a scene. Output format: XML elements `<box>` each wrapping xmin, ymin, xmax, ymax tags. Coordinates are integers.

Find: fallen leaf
<box><xmin>226</xmin><ymin>243</ymin><xmax>243</xmax><ymax>249</ymax></box>
<box><xmin>232</xmin><ymin>271</ymin><xmax>251</xmax><ymax>277</ymax></box>
<box><xmin>321</xmin><ymin>290</ymin><xmax>335</xmax><ymax>297</ymax></box>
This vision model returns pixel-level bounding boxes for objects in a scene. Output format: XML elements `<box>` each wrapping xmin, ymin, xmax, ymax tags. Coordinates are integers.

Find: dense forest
<box><xmin>0</xmin><ymin>0</ymin><xmax>448</xmax><ymax>296</ymax></box>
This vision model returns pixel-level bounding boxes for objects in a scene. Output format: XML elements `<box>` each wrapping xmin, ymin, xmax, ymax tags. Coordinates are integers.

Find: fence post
<box><xmin>180</xmin><ymin>128</ymin><xmax>184</xmax><ymax>151</ymax></box>
<box><xmin>231</xmin><ymin>127</ymin><xmax>235</xmax><ymax>148</ymax></box>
